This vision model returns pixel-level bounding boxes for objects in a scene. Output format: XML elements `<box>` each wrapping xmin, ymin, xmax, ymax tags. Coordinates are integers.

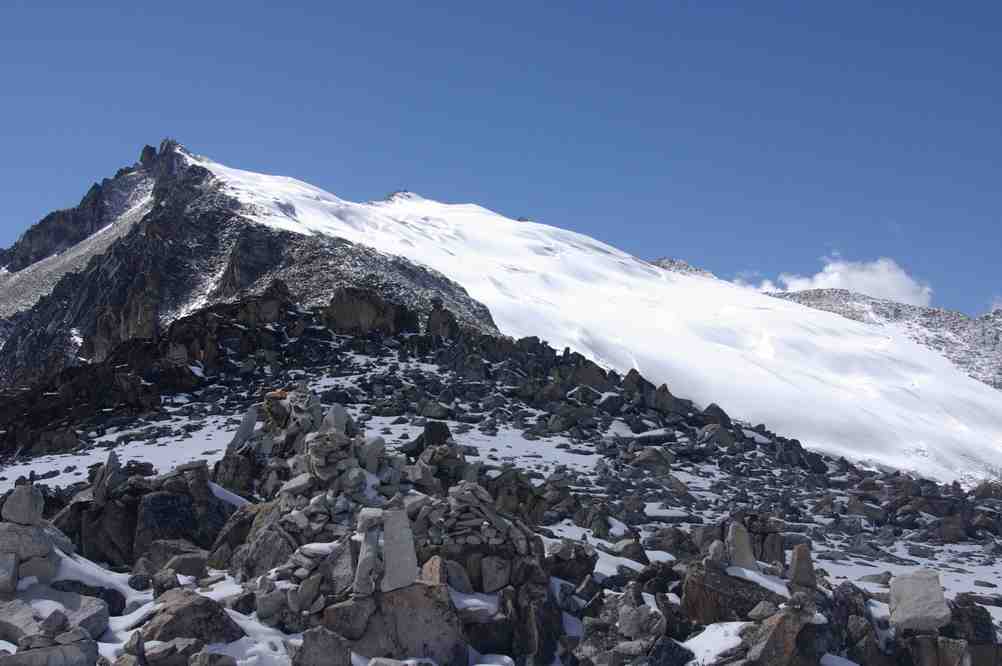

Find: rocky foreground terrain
<box><xmin>2</xmin><ymin>286</ymin><xmax>1002</xmax><ymax>666</ymax></box>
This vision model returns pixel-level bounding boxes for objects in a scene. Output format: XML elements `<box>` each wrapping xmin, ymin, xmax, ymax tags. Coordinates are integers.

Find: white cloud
<box><xmin>992</xmin><ymin>296</ymin><xmax>1002</xmax><ymax>313</ymax></box>
<box><xmin>738</xmin><ymin>256</ymin><xmax>933</xmax><ymax>306</ymax></box>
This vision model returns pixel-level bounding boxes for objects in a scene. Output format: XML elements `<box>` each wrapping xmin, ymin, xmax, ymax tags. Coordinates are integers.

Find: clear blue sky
<box><xmin>2</xmin><ymin>2</ymin><xmax>999</xmax><ymax>314</ymax></box>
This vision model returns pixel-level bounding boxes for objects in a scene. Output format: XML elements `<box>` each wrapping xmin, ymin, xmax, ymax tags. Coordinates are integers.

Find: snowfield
<box><xmin>189</xmin><ymin>151</ymin><xmax>1002</xmax><ymax>482</ymax></box>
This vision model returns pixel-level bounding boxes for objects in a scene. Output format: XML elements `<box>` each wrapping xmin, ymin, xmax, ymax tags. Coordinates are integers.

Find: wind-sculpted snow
<box><xmin>192</xmin><ymin>152</ymin><xmax>1002</xmax><ymax>482</ymax></box>
<box><xmin>774</xmin><ymin>288</ymin><xmax>1002</xmax><ymax>391</ymax></box>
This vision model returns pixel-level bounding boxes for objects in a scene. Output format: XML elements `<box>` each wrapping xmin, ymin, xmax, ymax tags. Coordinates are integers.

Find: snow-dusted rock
<box><xmin>890</xmin><ymin>569</ymin><xmax>952</xmax><ymax>632</ymax></box>
<box><xmin>20</xmin><ymin>584</ymin><xmax>109</xmax><ymax>640</ymax></box>
<box><xmin>1</xmin><ymin>486</ymin><xmax>44</xmax><ymax>526</ymax></box>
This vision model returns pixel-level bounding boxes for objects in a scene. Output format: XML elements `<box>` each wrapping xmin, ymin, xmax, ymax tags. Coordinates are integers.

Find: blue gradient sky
<box><xmin>1</xmin><ymin>2</ymin><xmax>999</xmax><ymax>314</ymax></box>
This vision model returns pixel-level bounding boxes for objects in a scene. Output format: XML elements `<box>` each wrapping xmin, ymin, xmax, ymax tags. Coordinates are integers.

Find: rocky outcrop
<box><xmin>681</xmin><ymin>562</ymin><xmax>787</xmax><ymax>624</ymax></box>
<box><xmin>52</xmin><ymin>457</ymin><xmax>232</xmax><ymax>567</ymax></box>
<box><xmin>141</xmin><ymin>589</ymin><xmax>245</xmax><ymax>643</ymax></box>
<box><xmin>323</xmin><ymin>287</ymin><xmax>419</xmax><ymax>337</ymax></box>
<box><xmin>0</xmin><ymin>140</ymin><xmax>497</xmax><ymax>392</ymax></box>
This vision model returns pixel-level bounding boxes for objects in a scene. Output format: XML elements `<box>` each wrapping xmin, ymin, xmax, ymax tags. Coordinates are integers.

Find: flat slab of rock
<box><xmin>725</xmin><ymin>522</ymin><xmax>759</xmax><ymax>572</ymax></box>
<box><xmin>380</xmin><ymin>510</ymin><xmax>418</xmax><ymax>593</ymax></box>
<box><xmin>890</xmin><ymin>569</ymin><xmax>951</xmax><ymax>632</ymax></box>
<box><xmin>0</xmin><ymin>637</ymin><xmax>97</xmax><ymax>666</ymax></box>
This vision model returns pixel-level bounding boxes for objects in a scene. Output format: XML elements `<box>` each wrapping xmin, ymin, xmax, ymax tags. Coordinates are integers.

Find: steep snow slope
<box><xmin>191</xmin><ymin>151</ymin><xmax>1002</xmax><ymax>482</ymax></box>
<box><xmin>773</xmin><ymin>288</ymin><xmax>1002</xmax><ymax>391</ymax></box>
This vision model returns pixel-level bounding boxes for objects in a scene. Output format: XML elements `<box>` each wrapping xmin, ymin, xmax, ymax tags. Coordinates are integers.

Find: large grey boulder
<box><xmin>744</xmin><ymin>603</ymin><xmax>814</xmax><ymax>665</ymax></box>
<box><xmin>353</xmin><ymin>582</ymin><xmax>465</xmax><ymax>666</ymax></box>
<box><xmin>0</xmin><ymin>524</ymin><xmax>57</xmax><ymax>585</ymax></box>
<box><xmin>141</xmin><ymin>589</ymin><xmax>245</xmax><ymax>644</ymax></box>
<box><xmin>725</xmin><ymin>522</ymin><xmax>759</xmax><ymax>572</ymax></box>
<box><xmin>2</xmin><ymin>486</ymin><xmax>45</xmax><ymax>526</ymax></box>
<box><xmin>20</xmin><ymin>584</ymin><xmax>109</xmax><ymax>639</ymax></box>
<box><xmin>617</xmin><ymin>584</ymin><xmax>665</xmax><ymax>639</ymax></box>
<box><xmin>890</xmin><ymin>569</ymin><xmax>952</xmax><ymax>632</ymax></box>
<box><xmin>292</xmin><ymin>627</ymin><xmax>350</xmax><ymax>666</ymax></box>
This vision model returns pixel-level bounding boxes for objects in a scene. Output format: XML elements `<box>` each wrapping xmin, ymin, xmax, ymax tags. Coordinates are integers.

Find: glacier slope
<box><xmin>192</xmin><ymin>152</ymin><xmax>1002</xmax><ymax>482</ymax></box>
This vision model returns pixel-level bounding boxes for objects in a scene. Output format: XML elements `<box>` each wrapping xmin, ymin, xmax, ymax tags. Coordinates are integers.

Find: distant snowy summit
<box><xmin>774</xmin><ymin>288</ymin><xmax>1002</xmax><ymax>391</ymax></box>
<box><xmin>651</xmin><ymin>257</ymin><xmax>717</xmax><ymax>279</ymax></box>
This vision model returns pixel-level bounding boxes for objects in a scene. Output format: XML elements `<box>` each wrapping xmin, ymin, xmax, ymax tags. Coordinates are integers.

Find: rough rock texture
<box><xmin>292</xmin><ymin>627</ymin><xmax>351</xmax><ymax>666</ymax></box>
<box><xmin>1</xmin><ymin>486</ymin><xmax>45</xmax><ymax>526</ymax></box>
<box><xmin>140</xmin><ymin>589</ymin><xmax>245</xmax><ymax>643</ymax></box>
<box><xmin>52</xmin><ymin>459</ymin><xmax>231</xmax><ymax>567</ymax></box>
<box><xmin>19</xmin><ymin>584</ymin><xmax>109</xmax><ymax>639</ymax></box>
<box><xmin>353</xmin><ymin>582</ymin><xmax>466</xmax><ymax>666</ymax></box>
<box><xmin>681</xmin><ymin>563</ymin><xmax>787</xmax><ymax>624</ymax></box>
<box><xmin>890</xmin><ymin>569</ymin><xmax>952</xmax><ymax>632</ymax></box>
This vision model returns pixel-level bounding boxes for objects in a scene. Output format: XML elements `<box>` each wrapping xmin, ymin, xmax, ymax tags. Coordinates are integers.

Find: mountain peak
<box><xmin>651</xmin><ymin>257</ymin><xmax>716</xmax><ymax>279</ymax></box>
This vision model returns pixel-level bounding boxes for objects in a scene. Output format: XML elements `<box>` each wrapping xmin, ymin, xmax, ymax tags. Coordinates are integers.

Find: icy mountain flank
<box><xmin>773</xmin><ymin>289</ymin><xmax>1002</xmax><ymax>391</ymax></box>
<box><xmin>181</xmin><ymin>148</ymin><xmax>1002</xmax><ymax>482</ymax></box>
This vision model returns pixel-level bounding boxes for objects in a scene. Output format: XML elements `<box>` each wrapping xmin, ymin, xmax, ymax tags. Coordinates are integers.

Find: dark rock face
<box><xmin>0</xmin><ymin>153</ymin><xmax>153</xmax><ymax>274</ymax></box>
<box><xmin>52</xmin><ymin>459</ymin><xmax>232</xmax><ymax>568</ymax></box>
<box><xmin>0</xmin><ymin>140</ymin><xmax>498</xmax><ymax>391</ymax></box>
<box><xmin>0</xmin><ymin>277</ymin><xmax>480</xmax><ymax>457</ymax></box>
<box><xmin>323</xmin><ymin>287</ymin><xmax>419</xmax><ymax>337</ymax></box>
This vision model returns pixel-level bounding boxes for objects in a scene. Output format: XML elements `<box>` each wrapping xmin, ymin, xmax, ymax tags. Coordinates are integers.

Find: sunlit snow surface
<box><xmin>190</xmin><ymin>152</ymin><xmax>1002</xmax><ymax>482</ymax></box>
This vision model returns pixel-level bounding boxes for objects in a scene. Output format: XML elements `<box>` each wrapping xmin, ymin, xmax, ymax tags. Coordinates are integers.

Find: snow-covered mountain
<box><xmin>0</xmin><ymin>141</ymin><xmax>497</xmax><ymax>386</ymax></box>
<box><xmin>169</xmin><ymin>147</ymin><xmax>1001</xmax><ymax>482</ymax></box>
<box><xmin>2</xmin><ymin>141</ymin><xmax>1002</xmax><ymax>482</ymax></box>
